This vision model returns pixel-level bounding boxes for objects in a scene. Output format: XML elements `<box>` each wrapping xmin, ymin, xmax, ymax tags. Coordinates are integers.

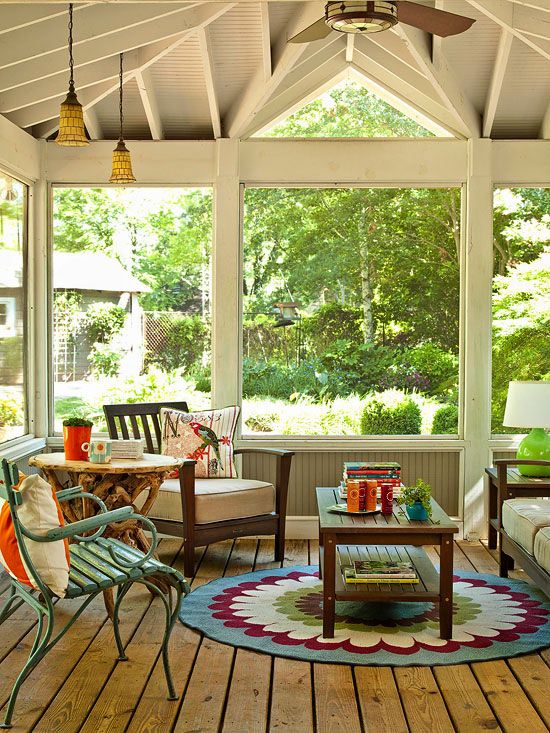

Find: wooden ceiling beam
<box><xmin>224</xmin><ymin>2</ymin><xmax>325</xmax><ymax>139</ymax></box>
<box><xmin>260</xmin><ymin>1</ymin><xmax>272</xmax><ymax>83</ymax></box>
<box><xmin>0</xmin><ymin>3</ymin><xmax>91</xmax><ymax>35</ymax></box>
<box><xmin>0</xmin><ymin>2</ymin><xmax>233</xmax><ymax>93</ymax></box>
<box><xmin>198</xmin><ymin>26</ymin><xmax>221</xmax><ymax>138</ymax></box>
<box><xmin>135</xmin><ymin>68</ymin><xmax>164</xmax><ymax>139</ymax></box>
<box><xmin>482</xmin><ymin>28</ymin><xmax>513</xmax><ymax>138</ymax></box>
<box><xmin>345</xmin><ymin>34</ymin><xmax>355</xmax><ymax>63</ymax></box>
<box><xmin>467</xmin><ymin>0</ymin><xmax>550</xmax><ymax>60</ymax></box>
<box><xmin>395</xmin><ymin>24</ymin><xmax>481</xmax><ymax>138</ymax></box>
<box><xmin>83</xmin><ymin>106</ymin><xmax>102</xmax><ymax>140</ymax></box>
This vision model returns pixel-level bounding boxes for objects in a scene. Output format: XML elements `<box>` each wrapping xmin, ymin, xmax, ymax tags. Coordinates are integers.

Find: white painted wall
<box><xmin>13</xmin><ymin>136</ymin><xmax>550</xmax><ymax>536</ymax></box>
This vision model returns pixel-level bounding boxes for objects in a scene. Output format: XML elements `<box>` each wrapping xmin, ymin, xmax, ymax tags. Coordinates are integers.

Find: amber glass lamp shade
<box><xmin>55</xmin><ymin>89</ymin><xmax>89</xmax><ymax>147</ymax></box>
<box><xmin>109</xmin><ymin>139</ymin><xmax>136</xmax><ymax>184</ymax></box>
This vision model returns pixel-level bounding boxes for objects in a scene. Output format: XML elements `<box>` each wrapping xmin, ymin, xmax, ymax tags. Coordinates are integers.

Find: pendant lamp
<box><xmin>56</xmin><ymin>3</ymin><xmax>89</xmax><ymax>146</ymax></box>
<box><xmin>109</xmin><ymin>53</ymin><xmax>136</xmax><ymax>184</ymax></box>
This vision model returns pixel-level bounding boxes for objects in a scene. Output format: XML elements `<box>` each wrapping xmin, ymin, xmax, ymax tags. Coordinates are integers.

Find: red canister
<box><xmin>365</xmin><ymin>479</ymin><xmax>377</xmax><ymax>512</ymax></box>
<box><xmin>381</xmin><ymin>482</ymin><xmax>394</xmax><ymax>515</ymax></box>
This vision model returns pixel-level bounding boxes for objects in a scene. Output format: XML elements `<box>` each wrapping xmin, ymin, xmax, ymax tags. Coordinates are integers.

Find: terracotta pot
<box><xmin>63</xmin><ymin>425</ymin><xmax>92</xmax><ymax>461</ymax></box>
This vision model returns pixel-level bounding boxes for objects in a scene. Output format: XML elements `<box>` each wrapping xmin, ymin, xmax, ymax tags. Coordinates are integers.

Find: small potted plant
<box><xmin>63</xmin><ymin>417</ymin><xmax>93</xmax><ymax>461</ymax></box>
<box><xmin>401</xmin><ymin>479</ymin><xmax>432</xmax><ymax>521</ymax></box>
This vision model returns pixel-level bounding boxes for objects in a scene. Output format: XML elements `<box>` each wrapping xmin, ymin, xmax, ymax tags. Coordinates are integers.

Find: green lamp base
<box><xmin>517</xmin><ymin>428</ymin><xmax>550</xmax><ymax>477</ymax></box>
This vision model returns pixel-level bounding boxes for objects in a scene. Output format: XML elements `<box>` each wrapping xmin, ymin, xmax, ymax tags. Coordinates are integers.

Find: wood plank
<box><xmin>283</xmin><ymin>539</ymin><xmax>309</xmax><ymax>566</ymax></box>
<box><xmin>124</xmin><ymin>540</ymin><xmax>226</xmax><ymax>733</ymax></box>
<box><xmin>394</xmin><ymin>667</ymin><xmax>454</xmax><ymax>732</ymax></box>
<box><xmin>172</xmin><ymin>637</ymin><xmax>234</xmax><ymax>733</ymax></box>
<box><xmin>222</xmin><ymin>649</ymin><xmax>271</xmax><ymax>732</ymax></box>
<box><xmin>224</xmin><ymin>538</ymin><xmax>258</xmax><ymax>577</ymax></box>
<box><xmin>313</xmin><ymin>664</ymin><xmax>362</xmax><ymax>733</ymax></box>
<box><xmin>472</xmin><ymin>660</ymin><xmax>548</xmax><ymax>732</ymax></box>
<box><xmin>458</xmin><ymin>540</ymin><xmax>500</xmax><ymax>574</ymax></box>
<box><xmin>269</xmin><ymin>658</ymin><xmax>313</xmax><ymax>733</ymax></box>
<box><xmin>32</xmin><ymin>539</ymin><xmax>182</xmax><ymax>733</ymax></box>
<box><xmin>354</xmin><ymin>666</ymin><xmax>408</xmax><ymax>733</ymax></box>
<box><xmin>254</xmin><ymin>538</ymin><xmax>281</xmax><ymax>570</ymax></box>
<box><xmin>433</xmin><ymin>664</ymin><xmax>502</xmax><ymax>732</ymax></box>
<box><xmin>507</xmin><ymin>654</ymin><xmax>550</xmax><ymax>728</ymax></box>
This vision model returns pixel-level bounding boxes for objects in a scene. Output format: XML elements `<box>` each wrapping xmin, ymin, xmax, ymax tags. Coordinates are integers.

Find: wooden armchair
<box><xmin>103</xmin><ymin>401</ymin><xmax>294</xmax><ymax>577</ymax></box>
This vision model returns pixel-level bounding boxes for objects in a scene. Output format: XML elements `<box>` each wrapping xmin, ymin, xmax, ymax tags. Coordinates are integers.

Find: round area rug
<box><xmin>179</xmin><ymin>566</ymin><xmax>550</xmax><ymax>666</ymax></box>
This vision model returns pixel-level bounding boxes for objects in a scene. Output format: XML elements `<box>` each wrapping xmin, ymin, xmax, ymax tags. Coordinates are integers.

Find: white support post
<box><xmin>30</xmin><ymin>143</ymin><xmax>49</xmax><ymax>438</ymax></box>
<box><xmin>211</xmin><ymin>139</ymin><xmax>241</xmax><ymax>409</ymax></box>
<box><xmin>463</xmin><ymin>138</ymin><xmax>493</xmax><ymax>539</ymax></box>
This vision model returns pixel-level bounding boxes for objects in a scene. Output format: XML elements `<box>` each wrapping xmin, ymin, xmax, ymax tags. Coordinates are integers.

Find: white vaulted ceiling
<box><xmin>0</xmin><ymin>0</ymin><xmax>549</xmax><ymax>141</ymax></box>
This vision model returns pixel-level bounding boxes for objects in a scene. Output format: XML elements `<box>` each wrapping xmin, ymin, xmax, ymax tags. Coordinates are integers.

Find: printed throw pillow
<box><xmin>160</xmin><ymin>406</ymin><xmax>240</xmax><ymax>479</ymax></box>
<box><xmin>0</xmin><ymin>473</ymin><xmax>70</xmax><ymax>598</ymax></box>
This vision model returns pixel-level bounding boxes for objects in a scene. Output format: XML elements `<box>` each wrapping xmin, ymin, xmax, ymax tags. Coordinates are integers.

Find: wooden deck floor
<box><xmin>1</xmin><ymin>538</ymin><xmax>549</xmax><ymax>733</ymax></box>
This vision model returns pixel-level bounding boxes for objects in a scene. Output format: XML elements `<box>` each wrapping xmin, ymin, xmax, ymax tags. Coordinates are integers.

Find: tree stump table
<box><xmin>29</xmin><ymin>452</ymin><xmax>182</xmax><ymax>616</ymax></box>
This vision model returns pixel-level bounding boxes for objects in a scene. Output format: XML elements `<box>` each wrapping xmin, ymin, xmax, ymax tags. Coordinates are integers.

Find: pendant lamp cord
<box><xmin>68</xmin><ymin>3</ymin><xmax>74</xmax><ymax>93</ymax></box>
<box><xmin>118</xmin><ymin>52</ymin><xmax>124</xmax><ymax>142</ymax></box>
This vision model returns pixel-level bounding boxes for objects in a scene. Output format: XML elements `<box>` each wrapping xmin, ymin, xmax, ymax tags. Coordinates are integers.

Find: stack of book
<box><xmin>111</xmin><ymin>439</ymin><xmax>145</xmax><ymax>460</ymax></box>
<box><xmin>339</xmin><ymin>461</ymin><xmax>402</xmax><ymax>499</ymax></box>
<box><xmin>343</xmin><ymin>559</ymin><xmax>419</xmax><ymax>584</ymax></box>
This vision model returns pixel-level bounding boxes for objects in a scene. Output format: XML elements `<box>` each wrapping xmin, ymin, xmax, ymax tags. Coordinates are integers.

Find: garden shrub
<box><xmin>88</xmin><ymin>344</ymin><xmax>122</xmax><ymax>377</ymax></box>
<box><xmin>302</xmin><ymin>303</ymin><xmax>363</xmax><ymax>355</ymax></box>
<box><xmin>0</xmin><ymin>398</ymin><xmax>20</xmax><ymax>426</ymax></box>
<box><xmin>85</xmin><ymin>302</ymin><xmax>126</xmax><ymax>344</ymax></box>
<box><xmin>431</xmin><ymin>404</ymin><xmax>459</xmax><ymax>434</ymax></box>
<box><xmin>145</xmin><ymin>315</ymin><xmax>208</xmax><ymax>372</ymax></box>
<box><xmin>242</xmin><ymin>358</ymin><xmax>324</xmax><ymax>400</ymax></box>
<box><xmin>360</xmin><ymin>393</ymin><xmax>421</xmax><ymax>435</ymax></box>
<box><xmin>404</xmin><ymin>343</ymin><xmax>458</xmax><ymax>395</ymax></box>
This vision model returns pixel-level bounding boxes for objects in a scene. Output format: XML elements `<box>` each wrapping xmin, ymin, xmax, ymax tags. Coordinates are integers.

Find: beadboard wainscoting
<box><xmin>241</xmin><ymin>450</ymin><xmax>462</xmax><ymax>518</ymax></box>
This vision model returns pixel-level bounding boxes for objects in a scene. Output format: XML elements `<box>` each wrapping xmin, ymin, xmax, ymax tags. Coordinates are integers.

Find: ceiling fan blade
<box><xmin>397</xmin><ymin>1</ymin><xmax>475</xmax><ymax>37</ymax></box>
<box><xmin>288</xmin><ymin>17</ymin><xmax>331</xmax><ymax>43</ymax></box>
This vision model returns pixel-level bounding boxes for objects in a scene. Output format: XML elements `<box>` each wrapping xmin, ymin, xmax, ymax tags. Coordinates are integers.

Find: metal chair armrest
<box><xmin>41</xmin><ymin>506</ymin><xmax>134</xmax><ymax>542</ymax></box>
<box><xmin>56</xmin><ymin>486</ymin><xmax>85</xmax><ymax>502</ymax></box>
<box><xmin>104</xmin><ymin>514</ymin><xmax>159</xmax><ymax>568</ymax></box>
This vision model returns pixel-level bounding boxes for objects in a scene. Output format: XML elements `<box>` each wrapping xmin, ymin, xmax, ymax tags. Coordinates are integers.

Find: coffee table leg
<box><xmin>439</xmin><ymin>536</ymin><xmax>454</xmax><ymax>640</ymax></box>
<box><xmin>323</xmin><ymin>534</ymin><xmax>336</xmax><ymax>639</ymax></box>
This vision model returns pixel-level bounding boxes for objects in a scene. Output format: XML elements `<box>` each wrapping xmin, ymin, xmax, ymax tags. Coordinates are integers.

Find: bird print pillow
<box><xmin>160</xmin><ymin>406</ymin><xmax>240</xmax><ymax>479</ymax></box>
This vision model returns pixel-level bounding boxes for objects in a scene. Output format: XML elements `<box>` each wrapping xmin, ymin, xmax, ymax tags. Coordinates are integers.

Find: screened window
<box><xmin>492</xmin><ymin>187</ymin><xmax>550</xmax><ymax>433</ymax></box>
<box><xmin>242</xmin><ymin>187</ymin><xmax>461</xmax><ymax>436</ymax></box>
<box><xmin>52</xmin><ymin>187</ymin><xmax>213</xmax><ymax>433</ymax></box>
<box><xmin>0</xmin><ymin>171</ymin><xmax>27</xmax><ymax>443</ymax></box>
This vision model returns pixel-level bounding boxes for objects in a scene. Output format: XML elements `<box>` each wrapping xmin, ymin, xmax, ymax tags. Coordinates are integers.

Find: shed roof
<box><xmin>0</xmin><ymin>250</ymin><xmax>151</xmax><ymax>293</ymax></box>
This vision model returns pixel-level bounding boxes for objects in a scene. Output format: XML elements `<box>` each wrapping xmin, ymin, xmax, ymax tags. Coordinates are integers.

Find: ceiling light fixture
<box><xmin>325</xmin><ymin>1</ymin><xmax>398</xmax><ymax>34</ymax></box>
<box><xmin>56</xmin><ymin>3</ymin><xmax>89</xmax><ymax>146</ymax></box>
<box><xmin>109</xmin><ymin>53</ymin><xmax>136</xmax><ymax>184</ymax></box>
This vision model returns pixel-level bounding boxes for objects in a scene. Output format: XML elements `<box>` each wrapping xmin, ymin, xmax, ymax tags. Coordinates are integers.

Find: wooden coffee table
<box><xmin>316</xmin><ymin>487</ymin><xmax>459</xmax><ymax>640</ymax></box>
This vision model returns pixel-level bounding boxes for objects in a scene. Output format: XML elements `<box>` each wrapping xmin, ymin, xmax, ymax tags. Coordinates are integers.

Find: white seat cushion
<box><xmin>502</xmin><ymin>498</ymin><xmax>550</xmax><ymax>555</ymax></box>
<box><xmin>139</xmin><ymin>477</ymin><xmax>275</xmax><ymax>525</ymax></box>
<box><xmin>534</xmin><ymin>526</ymin><xmax>550</xmax><ymax>575</ymax></box>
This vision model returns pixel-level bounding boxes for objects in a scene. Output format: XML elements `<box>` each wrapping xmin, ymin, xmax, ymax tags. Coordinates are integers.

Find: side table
<box><xmin>486</xmin><ymin>459</ymin><xmax>550</xmax><ymax>550</ymax></box>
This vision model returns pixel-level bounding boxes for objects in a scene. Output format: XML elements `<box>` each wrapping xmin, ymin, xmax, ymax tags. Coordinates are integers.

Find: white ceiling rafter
<box><xmin>483</xmin><ymin>28</ymin><xmax>513</xmax><ymax>137</ymax></box>
<box><xmin>83</xmin><ymin>106</ymin><xmax>102</xmax><ymax>140</ymax></box>
<box><xmin>260</xmin><ymin>1</ymin><xmax>272</xmax><ymax>83</ymax></box>
<box><xmin>0</xmin><ymin>3</ymin><xmax>91</xmax><ymax>35</ymax></box>
<box><xmin>245</xmin><ymin>59</ymin><xmax>350</xmax><ymax>138</ymax></box>
<box><xmin>345</xmin><ymin>34</ymin><xmax>355</xmax><ymax>63</ymax></box>
<box><xmin>135</xmin><ymin>68</ymin><xmax>164</xmax><ymax>139</ymax></box>
<box><xmin>541</xmin><ymin>98</ymin><xmax>550</xmax><ymax>137</ymax></box>
<box><xmin>225</xmin><ymin>2</ymin><xmax>327</xmax><ymax>138</ymax></box>
<box><xmin>467</xmin><ymin>0</ymin><xmax>550</xmax><ymax>60</ymax></box>
<box><xmin>350</xmin><ymin>52</ymin><xmax>459</xmax><ymax>137</ymax></box>
<box><xmin>395</xmin><ymin>24</ymin><xmax>481</xmax><ymax>138</ymax></box>
<box><xmin>198</xmin><ymin>25</ymin><xmax>221</xmax><ymax>138</ymax></box>
<box><xmin>0</xmin><ymin>2</ymin><xmax>232</xmax><ymax>93</ymax></box>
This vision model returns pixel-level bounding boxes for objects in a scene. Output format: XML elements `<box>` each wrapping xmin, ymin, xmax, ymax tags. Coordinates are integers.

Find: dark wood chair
<box><xmin>103</xmin><ymin>401</ymin><xmax>294</xmax><ymax>577</ymax></box>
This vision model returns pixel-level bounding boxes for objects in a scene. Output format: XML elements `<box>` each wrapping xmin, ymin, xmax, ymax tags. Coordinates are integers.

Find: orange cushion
<box><xmin>0</xmin><ymin>473</ymin><xmax>70</xmax><ymax>597</ymax></box>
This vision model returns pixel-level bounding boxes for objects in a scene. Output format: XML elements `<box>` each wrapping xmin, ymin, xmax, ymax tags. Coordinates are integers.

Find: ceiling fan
<box><xmin>289</xmin><ymin>1</ymin><xmax>476</xmax><ymax>43</ymax></box>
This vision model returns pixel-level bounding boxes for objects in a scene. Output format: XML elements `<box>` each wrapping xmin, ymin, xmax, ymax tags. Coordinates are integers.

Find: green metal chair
<box><xmin>0</xmin><ymin>459</ymin><xmax>190</xmax><ymax>729</ymax></box>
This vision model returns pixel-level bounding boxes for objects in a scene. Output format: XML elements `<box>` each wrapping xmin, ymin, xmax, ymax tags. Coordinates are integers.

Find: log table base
<box><xmin>29</xmin><ymin>453</ymin><xmax>182</xmax><ymax>617</ymax></box>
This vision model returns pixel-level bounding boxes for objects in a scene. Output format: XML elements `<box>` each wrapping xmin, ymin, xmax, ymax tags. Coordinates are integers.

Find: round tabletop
<box><xmin>28</xmin><ymin>452</ymin><xmax>182</xmax><ymax>474</ymax></box>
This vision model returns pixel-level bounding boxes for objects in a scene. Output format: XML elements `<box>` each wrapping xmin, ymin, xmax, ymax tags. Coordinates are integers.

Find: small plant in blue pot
<box><xmin>401</xmin><ymin>479</ymin><xmax>432</xmax><ymax>521</ymax></box>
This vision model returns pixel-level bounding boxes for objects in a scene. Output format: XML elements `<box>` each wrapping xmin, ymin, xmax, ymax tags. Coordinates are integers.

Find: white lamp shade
<box><xmin>503</xmin><ymin>381</ymin><xmax>550</xmax><ymax>429</ymax></box>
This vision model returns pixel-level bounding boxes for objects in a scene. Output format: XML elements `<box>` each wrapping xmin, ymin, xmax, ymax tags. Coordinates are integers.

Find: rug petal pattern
<box><xmin>179</xmin><ymin>566</ymin><xmax>550</xmax><ymax>666</ymax></box>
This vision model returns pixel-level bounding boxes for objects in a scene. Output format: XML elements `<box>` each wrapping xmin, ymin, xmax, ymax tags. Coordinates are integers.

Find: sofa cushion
<box><xmin>140</xmin><ymin>477</ymin><xmax>275</xmax><ymax>525</ymax></box>
<box><xmin>502</xmin><ymin>498</ymin><xmax>550</xmax><ymax>555</ymax></box>
<box><xmin>534</xmin><ymin>526</ymin><xmax>550</xmax><ymax>575</ymax></box>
